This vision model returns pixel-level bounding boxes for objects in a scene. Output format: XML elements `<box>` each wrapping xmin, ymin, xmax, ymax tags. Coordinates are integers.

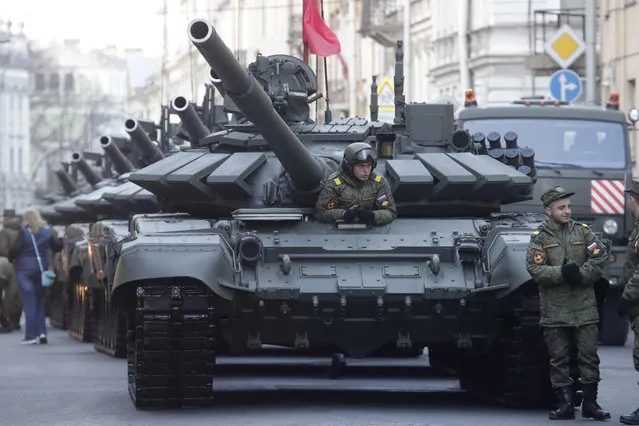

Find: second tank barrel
<box><xmin>187</xmin><ymin>18</ymin><xmax>323</xmax><ymax>192</ymax></box>
<box><xmin>71</xmin><ymin>152</ymin><xmax>102</xmax><ymax>186</ymax></box>
<box><xmin>171</xmin><ymin>96</ymin><xmax>211</xmax><ymax>145</ymax></box>
<box><xmin>124</xmin><ymin>118</ymin><xmax>164</xmax><ymax>161</ymax></box>
<box><xmin>100</xmin><ymin>136</ymin><xmax>134</xmax><ymax>174</ymax></box>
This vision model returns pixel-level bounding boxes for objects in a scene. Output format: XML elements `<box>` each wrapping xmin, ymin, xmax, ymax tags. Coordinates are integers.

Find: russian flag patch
<box><xmin>587</xmin><ymin>241</ymin><xmax>602</xmax><ymax>256</ymax></box>
<box><xmin>377</xmin><ymin>194</ymin><xmax>388</xmax><ymax>203</ymax></box>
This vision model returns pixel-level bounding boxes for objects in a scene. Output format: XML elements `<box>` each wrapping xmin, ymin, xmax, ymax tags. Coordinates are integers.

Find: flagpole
<box><xmin>320</xmin><ymin>0</ymin><xmax>332</xmax><ymax>123</ymax></box>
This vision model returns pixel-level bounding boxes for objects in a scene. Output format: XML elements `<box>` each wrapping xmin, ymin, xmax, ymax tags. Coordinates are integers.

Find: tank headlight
<box><xmin>603</xmin><ymin>219</ymin><xmax>618</xmax><ymax>235</ymax></box>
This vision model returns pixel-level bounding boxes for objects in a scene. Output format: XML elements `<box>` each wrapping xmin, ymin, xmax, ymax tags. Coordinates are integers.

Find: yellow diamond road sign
<box><xmin>545</xmin><ymin>24</ymin><xmax>585</xmax><ymax>69</ymax></box>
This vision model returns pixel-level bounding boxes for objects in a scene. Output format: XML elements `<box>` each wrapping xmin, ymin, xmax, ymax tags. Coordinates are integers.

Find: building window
<box><xmin>18</xmin><ymin>147</ymin><xmax>22</xmax><ymax>171</ymax></box>
<box><xmin>35</xmin><ymin>73</ymin><xmax>45</xmax><ymax>91</ymax></box>
<box><xmin>49</xmin><ymin>72</ymin><xmax>59</xmax><ymax>91</ymax></box>
<box><xmin>64</xmin><ymin>73</ymin><xmax>75</xmax><ymax>91</ymax></box>
<box><xmin>9</xmin><ymin>147</ymin><xmax>14</xmax><ymax>173</ymax></box>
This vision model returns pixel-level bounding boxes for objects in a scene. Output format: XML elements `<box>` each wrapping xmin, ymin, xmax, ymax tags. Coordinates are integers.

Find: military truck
<box><xmin>457</xmin><ymin>92</ymin><xmax>638</xmax><ymax>346</ymax></box>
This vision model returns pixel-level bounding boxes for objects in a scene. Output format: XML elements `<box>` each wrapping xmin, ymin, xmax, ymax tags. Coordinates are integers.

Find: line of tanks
<box><xmin>32</xmin><ymin>83</ymin><xmax>228</xmax><ymax>357</ymax></box>
<box><xmin>28</xmin><ymin>18</ymin><xmax>588</xmax><ymax>411</ymax></box>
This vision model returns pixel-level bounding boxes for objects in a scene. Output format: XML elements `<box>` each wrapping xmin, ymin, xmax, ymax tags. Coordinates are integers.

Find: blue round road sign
<box><xmin>549</xmin><ymin>69</ymin><xmax>583</xmax><ymax>103</ymax></box>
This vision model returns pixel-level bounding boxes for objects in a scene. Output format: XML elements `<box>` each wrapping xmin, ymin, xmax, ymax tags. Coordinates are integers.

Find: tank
<box><xmin>111</xmin><ymin>19</ymin><xmax>549</xmax><ymax>410</ymax></box>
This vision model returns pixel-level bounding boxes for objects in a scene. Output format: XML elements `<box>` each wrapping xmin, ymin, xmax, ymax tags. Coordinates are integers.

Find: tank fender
<box><xmin>483</xmin><ymin>228</ymin><xmax>535</xmax><ymax>299</ymax></box>
<box><xmin>111</xmin><ymin>233</ymin><xmax>235</xmax><ymax>301</ymax></box>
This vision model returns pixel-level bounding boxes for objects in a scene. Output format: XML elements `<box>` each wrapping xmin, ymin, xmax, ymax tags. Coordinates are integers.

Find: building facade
<box><xmin>599</xmin><ymin>0</ymin><xmax>639</xmax><ymax>167</ymax></box>
<box><xmin>129</xmin><ymin>0</ymin><xmax>295</xmax><ymax>123</ymax></box>
<box><xmin>0</xmin><ymin>20</ymin><xmax>31</xmax><ymax>211</ymax></box>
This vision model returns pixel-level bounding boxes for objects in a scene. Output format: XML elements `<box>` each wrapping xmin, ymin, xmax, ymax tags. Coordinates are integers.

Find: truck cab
<box><xmin>456</xmin><ymin>91</ymin><xmax>638</xmax><ymax>345</ymax></box>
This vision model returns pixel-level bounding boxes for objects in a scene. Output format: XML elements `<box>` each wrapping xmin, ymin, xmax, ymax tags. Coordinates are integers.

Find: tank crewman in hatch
<box><xmin>616</xmin><ymin>180</ymin><xmax>639</xmax><ymax>425</ymax></box>
<box><xmin>526</xmin><ymin>185</ymin><xmax>610</xmax><ymax>421</ymax></box>
<box><xmin>314</xmin><ymin>142</ymin><xmax>397</xmax><ymax>226</ymax></box>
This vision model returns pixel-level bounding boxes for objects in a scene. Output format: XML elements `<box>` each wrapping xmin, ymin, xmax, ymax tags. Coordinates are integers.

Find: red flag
<box><xmin>302</xmin><ymin>0</ymin><xmax>341</xmax><ymax>57</ymax></box>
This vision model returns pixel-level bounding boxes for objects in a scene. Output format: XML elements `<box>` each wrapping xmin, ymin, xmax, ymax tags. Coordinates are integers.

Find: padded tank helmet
<box><xmin>341</xmin><ymin>142</ymin><xmax>378</xmax><ymax>175</ymax></box>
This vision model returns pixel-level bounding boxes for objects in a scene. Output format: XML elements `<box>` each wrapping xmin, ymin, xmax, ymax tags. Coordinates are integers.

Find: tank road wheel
<box><xmin>68</xmin><ymin>282</ymin><xmax>93</xmax><ymax>342</ymax></box>
<box><xmin>458</xmin><ymin>293</ymin><xmax>552</xmax><ymax>408</ymax></box>
<box><xmin>94</xmin><ymin>286</ymin><xmax>127</xmax><ymax>358</ymax></box>
<box><xmin>127</xmin><ymin>281</ymin><xmax>216</xmax><ymax>409</ymax></box>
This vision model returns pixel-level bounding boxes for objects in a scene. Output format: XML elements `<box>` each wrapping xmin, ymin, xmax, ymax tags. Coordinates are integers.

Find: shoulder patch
<box><xmin>333</xmin><ymin>177</ymin><xmax>342</xmax><ymax>185</ymax></box>
<box><xmin>532</xmin><ymin>230</ymin><xmax>540</xmax><ymax>236</ymax></box>
<box><xmin>374</xmin><ymin>174</ymin><xmax>382</xmax><ymax>183</ymax></box>
<box><xmin>581</xmin><ymin>223</ymin><xmax>589</xmax><ymax>228</ymax></box>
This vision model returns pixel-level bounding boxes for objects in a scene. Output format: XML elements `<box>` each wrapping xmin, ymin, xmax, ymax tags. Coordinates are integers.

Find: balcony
<box><xmin>361</xmin><ymin>0</ymin><xmax>404</xmax><ymax>47</ymax></box>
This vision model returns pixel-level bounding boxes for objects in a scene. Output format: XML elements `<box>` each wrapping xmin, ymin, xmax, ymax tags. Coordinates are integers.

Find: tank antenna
<box><xmin>370</xmin><ymin>75</ymin><xmax>379</xmax><ymax>121</ymax></box>
<box><xmin>393</xmin><ymin>40</ymin><xmax>405</xmax><ymax>125</ymax></box>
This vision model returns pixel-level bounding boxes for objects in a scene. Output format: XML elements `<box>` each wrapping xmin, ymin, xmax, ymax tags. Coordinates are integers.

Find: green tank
<box><xmin>110</xmin><ymin>19</ymin><xmax>552</xmax><ymax>410</ymax></box>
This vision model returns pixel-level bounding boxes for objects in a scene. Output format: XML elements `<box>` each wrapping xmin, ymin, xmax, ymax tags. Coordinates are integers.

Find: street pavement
<box><xmin>1</xmin><ymin>324</ymin><xmax>638</xmax><ymax>426</ymax></box>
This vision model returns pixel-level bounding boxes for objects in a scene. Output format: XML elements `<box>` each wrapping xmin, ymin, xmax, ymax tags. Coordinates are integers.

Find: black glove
<box><xmin>342</xmin><ymin>207</ymin><xmax>358</xmax><ymax>223</ymax></box>
<box><xmin>561</xmin><ymin>263</ymin><xmax>582</xmax><ymax>286</ymax></box>
<box><xmin>356</xmin><ymin>208</ymin><xmax>375</xmax><ymax>225</ymax></box>
<box><xmin>618</xmin><ymin>298</ymin><xmax>632</xmax><ymax>317</ymax></box>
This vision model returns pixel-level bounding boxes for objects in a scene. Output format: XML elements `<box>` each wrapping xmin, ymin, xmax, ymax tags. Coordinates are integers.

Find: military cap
<box><xmin>624</xmin><ymin>179</ymin><xmax>639</xmax><ymax>196</ymax></box>
<box><xmin>2</xmin><ymin>209</ymin><xmax>15</xmax><ymax>218</ymax></box>
<box><xmin>541</xmin><ymin>185</ymin><xmax>575</xmax><ymax>207</ymax></box>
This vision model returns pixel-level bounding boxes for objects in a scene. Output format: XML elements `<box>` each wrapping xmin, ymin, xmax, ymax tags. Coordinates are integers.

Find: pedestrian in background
<box><xmin>8</xmin><ymin>210</ymin><xmax>64</xmax><ymax>345</ymax></box>
<box><xmin>0</xmin><ymin>209</ymin><xmax>23</xmax><ymax>330</ymax></box>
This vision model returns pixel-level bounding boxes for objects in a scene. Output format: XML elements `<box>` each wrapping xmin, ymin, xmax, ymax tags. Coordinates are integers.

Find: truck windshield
<box><xmin>460</xmin><ymin>118</ymin><xmax>627</xmax><ymax>169</ymax></box>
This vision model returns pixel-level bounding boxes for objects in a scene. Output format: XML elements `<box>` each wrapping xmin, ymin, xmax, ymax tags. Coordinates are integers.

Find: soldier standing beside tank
<box><xmin>617</xmin><ymin>180</ymin><xmax>639</xmax><ymax>425</ymax></box>
<box><xmin>315</xmin><ymin>142</ymin><xmax>397</xmax><ymax>226</ymax></box>
<box><xmin>0</xmin><ymin>209</ymin><xmax>23</xmax><ymax>331</ymax></box>
<box><xmin>526</xmin><ymin>185</ymin><xmax>610</xmax><ymax>421</ymax></box>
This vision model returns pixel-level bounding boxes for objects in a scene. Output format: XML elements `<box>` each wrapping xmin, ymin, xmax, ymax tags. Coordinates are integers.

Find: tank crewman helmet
<box><xmin>341</xmin><ymin>142</ymin><xmax>378</xmax><ymax>175</ymax></box>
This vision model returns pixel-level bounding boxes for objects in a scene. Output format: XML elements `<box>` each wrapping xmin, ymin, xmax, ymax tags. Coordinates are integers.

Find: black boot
<box><xmin>581</xmin><ymin>382</ymin><xmax>610</xmax><ymax>420</ymax></box>
<box><xmin>620</xmin><ymin>407</ymin><xmax>639</xmax><ymax>425</ymax></box>
<box><xmin>549</xmin><ymin>386</ymin><xmax>575</xmax><ymax>420</ymax></box>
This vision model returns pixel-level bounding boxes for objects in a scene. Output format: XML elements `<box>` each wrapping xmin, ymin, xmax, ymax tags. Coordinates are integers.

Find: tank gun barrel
<box><xmin>171</xmin><ymin>96</ymin><xmax>211</xmax><ymax>146</ymax></box>
<box><xmin>187</xmin><ymin>19</ymin><xmax>323</xmax><ymax>192</ymax></box>
<box><xmin>71</xmin><ymin>152</ymin><xmax>102</xmax><ymax>186</ymax></box>
<box><xmin>54</xmin><ymin>167</ymin><xmax>78</xmax><ymax>194</ymax></box>
<box><xmin>99</xmin><ymin>136</ymin><xmax>135</xmax><ymax>174</ymax></box>
<box><xmin>124</xmin><ymin>118</ymin><xmax>164</xmax><ymax>161</ymax></box>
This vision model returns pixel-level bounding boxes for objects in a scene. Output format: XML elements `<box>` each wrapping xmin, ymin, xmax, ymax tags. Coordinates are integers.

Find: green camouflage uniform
<box><xmin>0</xmin><ymin>257</ymin><xmax>17</xmax><ymax>325</ymax></box>
<box><xmin>314</xmin><ymin>171</ymin><xmax>397</xmax><ymax>226</ymax></box>
<box><xmin>526</xmin><ymin>186</ymin><xmax>608</xmax><ymax>389</ymax></box>
<box><xmin>0</xmin><ymin>213</ymin><xmax>22</xmax><ymax>327</ymax></box>
<box><xmin>620</xmin><ymin>181</ymin><xmax>639</xmax><ymax>371</ymax></box>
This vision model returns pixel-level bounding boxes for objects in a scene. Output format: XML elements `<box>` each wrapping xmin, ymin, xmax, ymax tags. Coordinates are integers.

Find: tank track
<box><xmin>93</xmin><ymin>286</ymin><xmax>127</xmax><ymax>358</ymax></box>
<box><xmin>127</xmin><ymin>281</ymin><xmax>216</xmax><ymax>409</ymax></box>
<box><xmin>458</xmin><ymin>294</ymin><xmax>552</xmax><ymax>408</ymax></box>
<box><xmin>67</xmin><ymin>282</ymin><xmax>93</xmax><ymax>343</ymax></box>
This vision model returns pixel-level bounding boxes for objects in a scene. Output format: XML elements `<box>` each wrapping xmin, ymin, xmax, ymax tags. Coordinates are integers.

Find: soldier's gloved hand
<box><xmin>618</xmin><ymin>297</ymin><xmax>632</xmax><ymax>317</ymax></box>
<box><xmin>561</xmin><ymin>263</ymin><xmax>582</xmax><ymax>286</ymax></box>
<box><xmin>342</xmin><ymin>207</ymin><xmax>358</xmax><ymax>223</ymax></box>
<box><xmin>356</xmin><ymin>208</ymin><xmax>375</xmax><ymax>225</ymax></box>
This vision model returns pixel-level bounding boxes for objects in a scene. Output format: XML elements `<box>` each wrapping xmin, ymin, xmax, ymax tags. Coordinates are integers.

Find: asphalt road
<box><xmin>1</xmin><ymin>324</ymin><xmax>638</xmax><ymax>426</ymax></box>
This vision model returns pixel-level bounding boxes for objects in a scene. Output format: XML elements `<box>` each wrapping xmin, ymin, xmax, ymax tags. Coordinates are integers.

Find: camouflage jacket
<box><xmin>526</xmin><ymin>219</ymin><xmax>608</xmax><ymax>327</ymax></box>
<box><xmin>314</xmin><ymin>171</ymin><xmax>397</xmax><ymax>226</ymax></box>
<box><xmin>621</xmin><ymin>218</ymin><xmax>639</xmax><ymax>318</ymax></box>
<box><xmin>0</xmin><ymin>218</ymin><xmax>21</xmax><ymax>258</ymax></box>
<box><xmin>0</xmin><ymin>256</ymin><xmax>15</xmax><ymax>288</ymax></box>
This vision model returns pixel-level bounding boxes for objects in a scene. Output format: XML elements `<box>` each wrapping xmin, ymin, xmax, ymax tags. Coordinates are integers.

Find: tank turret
<box><xmin>124</xmin><ymin>118</ymin><xmax>165</xmax><ymax>163</ymax></box>
<box><xmin>71</xmin><ymin>152</ymin><xmax>102</xmax><ymax>186</ymax></box>
<box><xmin>99</xmin><ymin>136</ymin><xmax>134</xmax><ymax>175</ymax></box>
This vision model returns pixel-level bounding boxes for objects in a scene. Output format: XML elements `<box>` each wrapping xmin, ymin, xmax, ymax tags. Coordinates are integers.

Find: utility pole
<box><xmin>585</xmin><ymin>0</ymin><xmax>597</xmax><ymax>104</ymax></box>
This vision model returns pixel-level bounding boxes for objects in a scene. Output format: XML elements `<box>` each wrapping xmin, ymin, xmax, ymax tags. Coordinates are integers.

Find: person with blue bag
<box><xmin>8</xmin><ymin>210</ymin><xmax>64</xmax><ymax>344</ymax></box>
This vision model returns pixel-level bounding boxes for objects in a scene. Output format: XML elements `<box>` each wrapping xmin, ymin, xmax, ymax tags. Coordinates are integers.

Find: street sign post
<box><xmin>544</xmin><ymin>24</ymin><xmax>586</xmax><ymax>69</ymax></box>
<box><xmin>549</xmin><ymin>69</ymin><xmax>583</xmax><ymax>103</ymax></box>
